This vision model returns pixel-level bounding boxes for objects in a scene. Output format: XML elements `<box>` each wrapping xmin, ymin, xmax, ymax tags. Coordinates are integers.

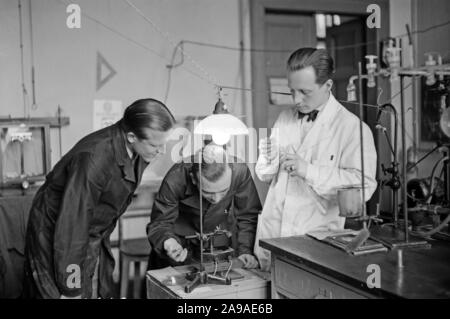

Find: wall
<box><xmin>412</xmin><ymin>0</ymin><xmax>450</xmax><ymax>178</ymax></box>
<box><xmin>390</xmin><ymin>0</ymin><xmax>449</xmax><ymax>181</ymax></box>
<box><xmin>3</xmin><ymin>0</ymin><xmax>448</xmax><ymax>281</ymax></box>
<box><xmin>0</xmin><ymin>0</ymin><xmax>253</xmax><ymax>281</ymax></box>
<box><xmin>0</xmin><ymin>0</ymin><xmax>252</xmax><ymax>177</ymax></box>
<box><xmin>6</xmin><ymin>0</ymin><xmax>444</xmax><ymax>202</ymax></box>
<box><xmin>388</xmin><ymin>0</ymin><xmax>417</xmax><ymax>193</ymax></box>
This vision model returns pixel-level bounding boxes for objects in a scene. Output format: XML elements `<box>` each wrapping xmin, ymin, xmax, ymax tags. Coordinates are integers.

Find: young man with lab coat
<box><xmin>254</xmin><ymin>48</ymin><xmax>378</xmax><ymax>270</ymax></box>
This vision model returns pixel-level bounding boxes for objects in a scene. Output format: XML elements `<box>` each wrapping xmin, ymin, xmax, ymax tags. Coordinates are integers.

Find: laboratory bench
<box><xmin>146</xmin><ymin>264</ymin><xmax>270</xmax><ymax>299</ymax></box>
<box><xmin>260</xmin><ymin>226</ymin><xmax>450</xmax><ymax>299</ymax></box>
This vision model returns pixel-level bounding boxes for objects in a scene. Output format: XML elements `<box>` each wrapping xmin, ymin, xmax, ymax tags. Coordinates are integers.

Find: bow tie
<box><xmin>297</xmin><ymin>110</ymin><xmax>319</xmax><ymax>122</ymax></box>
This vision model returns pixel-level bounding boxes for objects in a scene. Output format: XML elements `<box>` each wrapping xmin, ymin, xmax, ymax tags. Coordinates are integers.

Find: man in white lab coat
<box><xmin>254</xmin><ymin>48</ymin><xmax>378</xmax><ymax>270</ymax></box>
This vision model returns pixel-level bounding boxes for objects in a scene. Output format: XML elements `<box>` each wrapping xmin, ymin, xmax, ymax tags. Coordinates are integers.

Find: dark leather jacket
<box><xmin>24</xmin><ymin>121</ymin><xmax>148</xmax><ymax>298</ymax></box>
<box><xmin>147</xmin><ymin>157</ymin><xmax>261</xmax><ymax>267</ymax></box>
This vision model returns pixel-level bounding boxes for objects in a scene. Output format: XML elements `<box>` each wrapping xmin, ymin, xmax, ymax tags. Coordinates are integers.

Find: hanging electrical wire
<box><xmin>29</xmin><ymin>0</ymin><xmax>37</xmax><ymax>111</ymax></box>
<box><xmin>123</xmin><ymin>0</ymin><xmax>219</xmax><ymax>87</ymax></box>
<box><xmin>53</xmin><ymin>0</ymin><xmax>446</xmax><ymax>124</ymax></box>
<box><xmin>18</xmin><ymin>0</ymin><xmax>30</xmax><ymax>118</ymax></box>
<box><xmin>42</xmin><ymin>0</ymin><xmax>448</xmax><ymax>172</ymax></box>
<box><xmin>164</xmin><ymin>41</ymin><xmax>184</xmax><ymax>104</ymax></box>
<box><xmin>53</xmin><ymin>0</ymin><xmax>211</xmax><ymax>85</ymax></box>
<box><xmin>121</xmin><ymin>0</ymin><xmax>430</xmax><ymax>112</ymax></box>
<box><xmin>179</xmin><ymin>19</ymin><xmax>450</xmax><ymax>54</ymax></box>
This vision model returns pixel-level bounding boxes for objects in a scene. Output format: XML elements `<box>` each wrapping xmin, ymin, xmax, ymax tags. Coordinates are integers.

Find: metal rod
<box><xmin>407</xmin><ymin>144</ymin><xmax>441</xmax><ymax>172</ymax></box>
<box><xmin>29</xmin><ymin>0</ymin><xmax>36</xmax><ymax>109</ymax></box>
<box><xmin>238</xmin><ymin>0</ymin><xmax>249</xmax><ymax>127</ymax></box>
<box><xmin>18</xmin><ymin>0</ymin><xmax>27</xmax><ymax>117</ymax></box>
<box><xmin>391</xmin><ymin>103</ymin><xmax>399</xmax><ymax>226</ymax></box>
<box><xmin>57</xmin><ymin>105</ymin><xmax>62</xmax><ymax>159</ymax></box>
<box><xmin>445</xmin><ymin>145</ymin><xmax>450</xmax><ymax>204</ymax></box>
<box><xmin>20</xmin><ymin>142</ymin><xmax>25</xmax><ymax>176</ymax></box>
<box><xmin>358</xmin><ymin>62</ymin><xmax>367</xmax><ymax>228</ymax></box>
<box><xmin>400</xmin><ymin>76</ymin><xmax>409</xmax><ymax>242</ymax></box>
<box><xmin>393</xmin><ymin>182</ymin><xmax>398</xmax><ymax>227</ymax></box>
<box><xmin>411</xmin><ymin>76</ymin><xmax>417</xmax><ymax>169</ymax></box>
<box><xmin>199</xmin><ymin>149</ymin><xmax>204</xmax><ymax>269</ymax></box>
<box><xmin>383</xmin><ymin>103</ymin><xmax>399</xmax><ymax>226</ymax></box>
<box><xmin>383</xmin><ymin>130</ymin><xmax>395</xmax><ymax>156</ymax></box>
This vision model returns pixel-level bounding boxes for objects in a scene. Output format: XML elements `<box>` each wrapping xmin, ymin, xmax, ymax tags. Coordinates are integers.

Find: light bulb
<box><xmin>212</xmin><ymin>132</ymin><xmax>230</xmax><ymax>145</ymax></box>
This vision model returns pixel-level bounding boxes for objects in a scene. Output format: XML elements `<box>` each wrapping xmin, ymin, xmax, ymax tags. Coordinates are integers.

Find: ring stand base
<box><xmin>372</xmin><ymin>224</ymin><xmax>431</xmax><ymax>249</ymax></box>
<box><xmin>184</xmin><ymin>254</ymin><xmax>234</xmax><ymax>293</ymax></box>
<box><xmin>184</xmin><ymin>270</ymin><xmax>232</xmax><ymax>293</ymax></box>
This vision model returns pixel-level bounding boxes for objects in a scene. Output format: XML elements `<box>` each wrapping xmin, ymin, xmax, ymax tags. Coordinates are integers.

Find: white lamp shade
<box><xmin>194</xmin><ymin>114</ymin><xmax>249</xmax><ymax>136</ymax></box>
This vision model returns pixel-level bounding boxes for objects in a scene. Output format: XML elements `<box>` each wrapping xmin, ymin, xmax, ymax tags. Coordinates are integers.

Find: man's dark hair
<box><xmin>121</xmin><ymin>98</ymin><xmax>176</xmax><ymax>139</ymax></box>
<box><xmin>191</xmin><ymin>145</ymin><xmax>229</xmax><ymax>183</ymax></box>
<box><xmin>287</xmin><ymin>48</ymin><xmax>334</xmax><ymax>85</ymax></box>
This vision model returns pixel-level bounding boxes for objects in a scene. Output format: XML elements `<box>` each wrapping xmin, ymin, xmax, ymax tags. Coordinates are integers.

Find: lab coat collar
<box><xmin>315</xmin><ymin>93</ymin><xmax>341</xmax><ymax>125</ymax></box>
<box><xmin>291</xmin><ymin>93</ymin><xmax>339</xmax><ymax>124</ymax></box>
<box><xmin>298</xmin><ymin>93</ymin><xmax>342</xmax><ymax>154</ymax></box>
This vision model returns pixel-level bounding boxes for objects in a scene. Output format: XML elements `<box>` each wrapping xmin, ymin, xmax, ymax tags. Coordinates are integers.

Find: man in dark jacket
<box><xmin>23</xmin><ymin>99</ymin><xmax>175</xmax><ymax>299</ymax></box>
<box><xmin>147</xmin><ymin>144</ymin><xmax>261</xmax><ymax>270</ymax></box>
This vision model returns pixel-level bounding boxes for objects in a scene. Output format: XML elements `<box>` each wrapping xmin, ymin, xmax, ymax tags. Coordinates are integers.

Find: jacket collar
<box><xmin>112</xmin><ymin>120</ymin><xmax>146</xmax><ymax>184</ymax></box>
<box><xmin>112</xmin><ymin>120</ymin><xmax>129</xmax><ymax>165</ymax></box>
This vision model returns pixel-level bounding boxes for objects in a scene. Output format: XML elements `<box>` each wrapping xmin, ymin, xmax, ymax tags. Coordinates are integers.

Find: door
<box><xmin>327</xmin><ymin>19</ymin><xmax>379</xmax><ymax>215</ymax></box>
<box><xmin>253</xmin><ymin>12</ymin><xmax>316</xmax><ymax>203</ymax></box>
<box><xmin>264</xmin><ymin>12</ymin><xmax>316</xmax><ymax>129</ymax></box>
<box><xmin>250</xmin><ymin>0</ymin><xmax>390</xmax><ymax>216</ymax></box>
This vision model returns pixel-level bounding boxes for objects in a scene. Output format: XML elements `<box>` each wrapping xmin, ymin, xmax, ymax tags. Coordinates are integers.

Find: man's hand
<box><xmin>280</xmin><ymin>152</ymin><xmax>308</xmax><ymax>178</ymax></box>
<box><xmin>164</xmin><ymin>238</ymin><xmax>188</xmax><ymax>263</ymax></box>
<box><xmin>238</xmin><ymin>254</ymin><xmax>259</xmax><ymax>269</ymax></box>
<box><xmin>259</xmin><ymin>137</ymin><xmax>279</xmax><ymax>163</ymax></box>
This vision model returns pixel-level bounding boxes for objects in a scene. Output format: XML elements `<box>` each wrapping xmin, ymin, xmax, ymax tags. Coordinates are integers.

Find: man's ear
<box><xmin>325</xmin><ymin>79</ymin><xmax>333</xmax><ymax>92</ymax></box>
<box><xmin>126</xmin><ymin>132</ymin><xmax>137</xmax><ymax>144</ymax></box>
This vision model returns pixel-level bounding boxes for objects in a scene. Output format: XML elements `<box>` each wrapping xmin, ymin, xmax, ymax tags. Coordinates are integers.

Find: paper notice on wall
<box><xmin>93</xmin><ymin>100</ymin><xmax>123</xmax><ymax>131</ymax></box>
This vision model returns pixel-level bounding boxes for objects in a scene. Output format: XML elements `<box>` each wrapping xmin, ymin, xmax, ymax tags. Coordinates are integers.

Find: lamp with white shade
<box><xmin>184</xmin><ymin>96</ymin><xmax>249</xmax><ymax>293</ymax></box>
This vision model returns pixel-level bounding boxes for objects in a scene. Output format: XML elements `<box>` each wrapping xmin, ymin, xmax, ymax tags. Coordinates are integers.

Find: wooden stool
<box><xmin>119</xmin><ymin>237</ymin><xmax>152</xmax><ymax>299</ymax></box>
<box><xmin>118</xmin><ymin>183</ymin><xmax>159</xmax><ymax>298</ymax></box>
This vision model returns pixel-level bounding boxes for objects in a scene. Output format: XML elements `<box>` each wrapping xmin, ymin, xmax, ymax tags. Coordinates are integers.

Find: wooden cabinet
<box><xmin>260</xmin><ymin>233</ymin><xmax>450</xmax><ymax>299</ymax></box>
<box><xmin>271</xmin><ymin>257</ymin><xmax>370</xmax><ymax>299</ymax></box>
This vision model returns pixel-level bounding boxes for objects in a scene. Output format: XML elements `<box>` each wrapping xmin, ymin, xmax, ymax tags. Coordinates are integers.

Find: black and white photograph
<box><xmin>0</xmin><ymin>0</ymin><xmax>449</xmax><ymax>304</ymax></box>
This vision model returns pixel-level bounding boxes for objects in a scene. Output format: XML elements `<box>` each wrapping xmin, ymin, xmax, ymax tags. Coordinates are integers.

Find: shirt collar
<box><xmin>293</xmin><ymin>92</ymin><xmax>330</xmax><ymax>119</ymax></box>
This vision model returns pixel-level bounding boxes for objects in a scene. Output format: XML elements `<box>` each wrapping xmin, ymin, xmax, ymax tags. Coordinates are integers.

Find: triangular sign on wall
<box><xmin>96</xmin><ymin>52</ymin><xmax>117</xmax><ymax>91</ymax></box>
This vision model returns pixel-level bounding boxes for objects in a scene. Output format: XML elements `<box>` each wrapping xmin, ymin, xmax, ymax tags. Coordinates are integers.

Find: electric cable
<box><xmin>180</xmin><ymin>19</ymin><xmax>450</xmax><ymax>53</ymax></box>
<box><xmin>53</xmin><ymin>0</ymin><xmax>211</xmax><ymax>85</ymax></box>
<box><xmin>18</xmin><ymin>0</ymin><xmax>30</xmax><ymax>118</ymax></box>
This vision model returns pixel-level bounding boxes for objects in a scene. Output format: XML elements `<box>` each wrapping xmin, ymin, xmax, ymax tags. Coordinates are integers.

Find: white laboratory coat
<box><xmin>254</xmin><ymin>94</ymin><xmax>377</xmax><ymax>270</ymax></box>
